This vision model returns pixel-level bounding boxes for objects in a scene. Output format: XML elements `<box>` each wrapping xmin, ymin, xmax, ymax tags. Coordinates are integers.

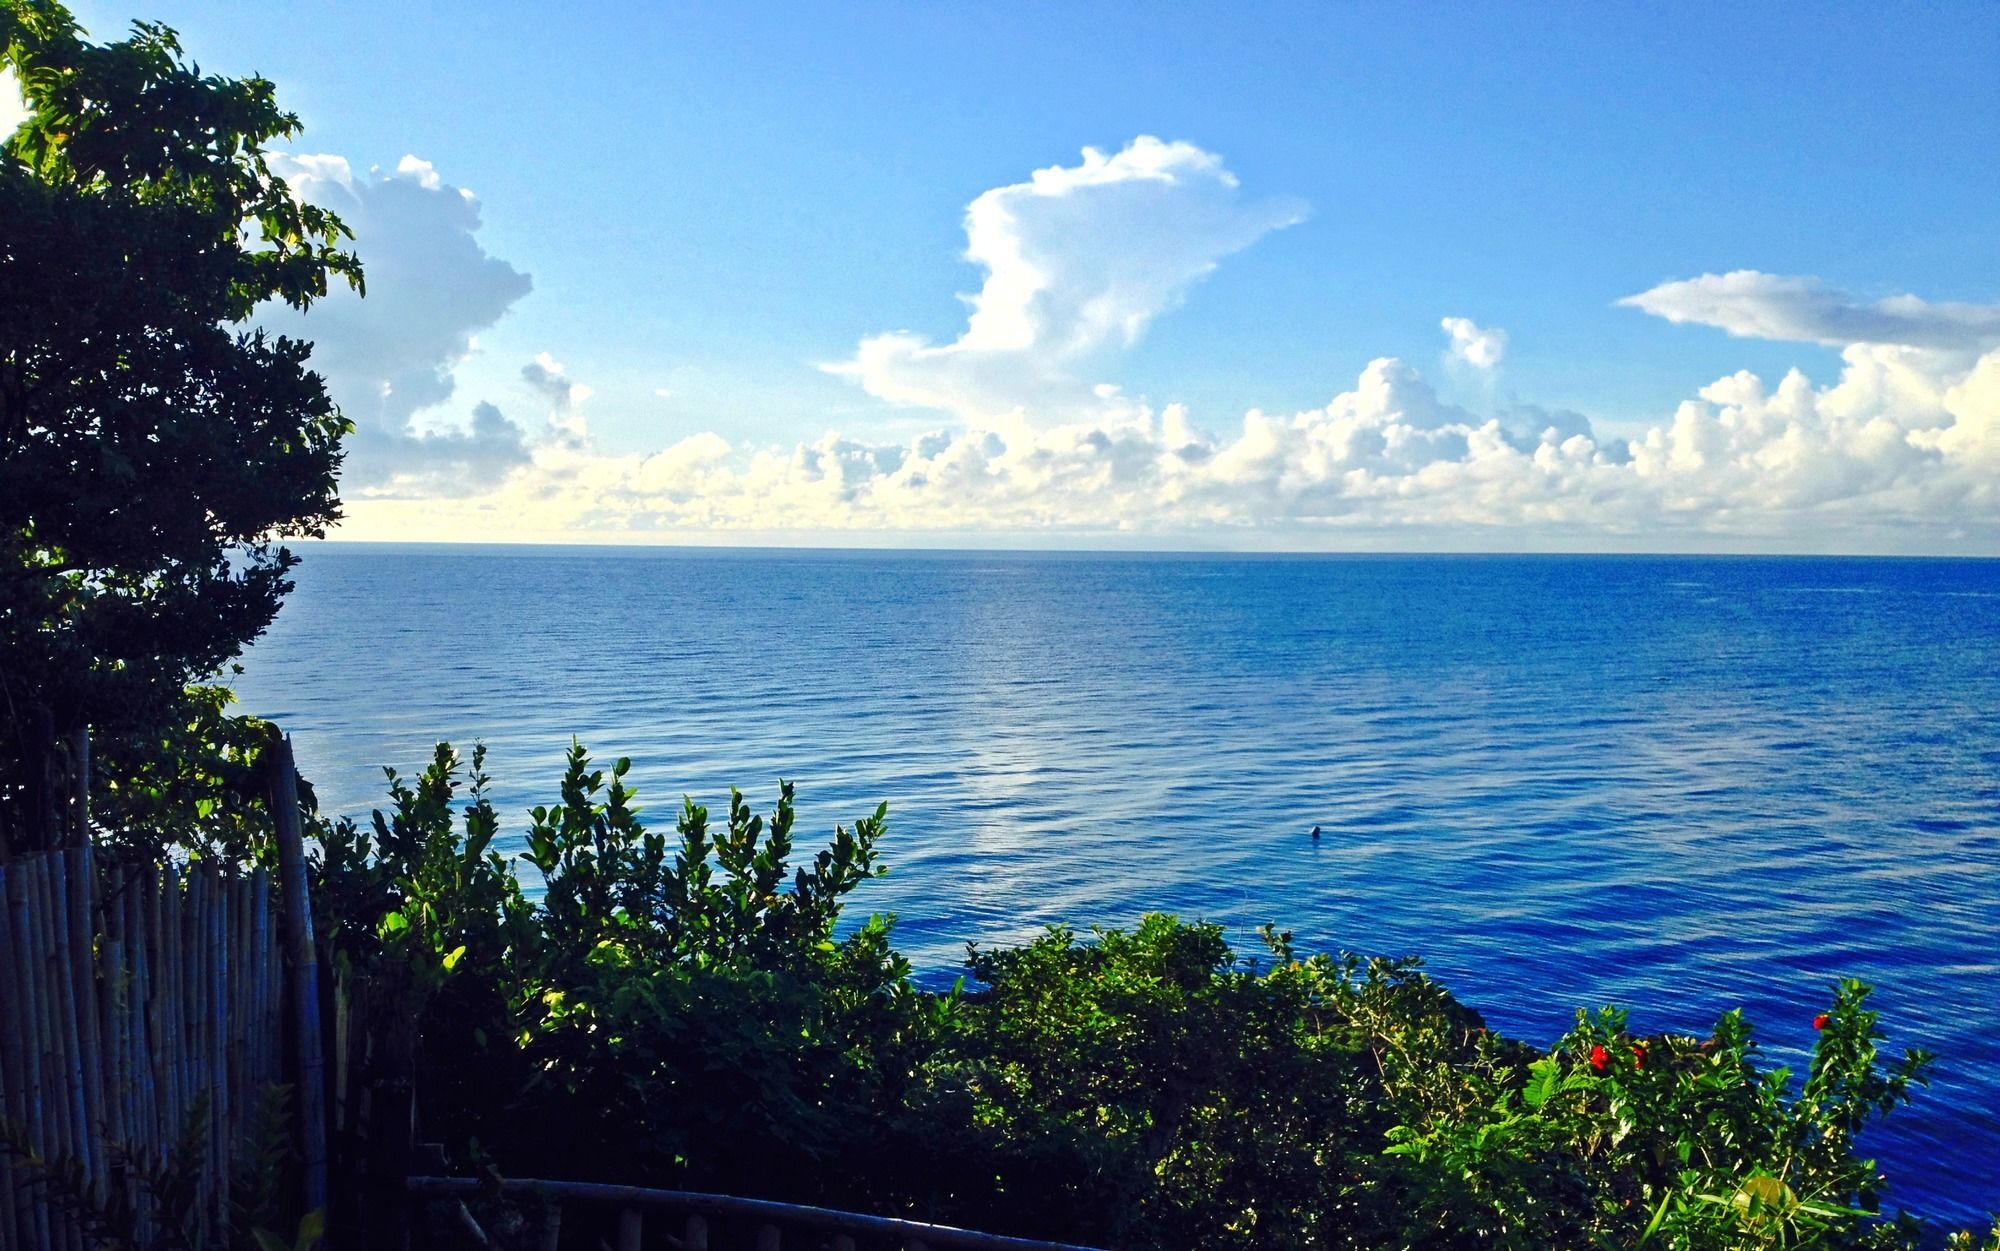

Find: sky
<box><xmin>28</xmin><ymin>2</ymin><xmax>2000</xmax><ymax>552</ymax></box>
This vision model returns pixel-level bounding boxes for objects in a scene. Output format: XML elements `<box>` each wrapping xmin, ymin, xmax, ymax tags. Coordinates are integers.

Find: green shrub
<box><xmin>302</xmin><ymin>742</ymin><xmax>1983</xmax><ymax>1250</ymax></box>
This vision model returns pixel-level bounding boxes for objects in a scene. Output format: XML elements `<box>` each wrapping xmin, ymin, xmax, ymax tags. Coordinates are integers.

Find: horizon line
<box><xmin>297</xmin><ymin>536</ymin><xmax>2000</xmax><ymax>561</ymax></box>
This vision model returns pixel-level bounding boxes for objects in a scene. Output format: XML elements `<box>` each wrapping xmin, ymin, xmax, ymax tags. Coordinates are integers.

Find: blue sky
<box><xmin>48</xmin><ymin>1</ymin><xmax>2000</xmax><ymax>550</ymax></box>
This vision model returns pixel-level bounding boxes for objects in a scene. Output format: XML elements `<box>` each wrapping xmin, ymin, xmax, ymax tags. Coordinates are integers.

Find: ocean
<box><xmin>234</xmin><ymin>546</ymin><xmax>2000</xmax><ymax>1225</ymax></box>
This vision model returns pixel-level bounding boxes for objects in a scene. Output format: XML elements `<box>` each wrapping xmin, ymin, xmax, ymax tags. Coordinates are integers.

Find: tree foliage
<box><xmin>0</xmin><ymin>0</ymin><xmax>360</xmax><ymax>852</ymax></box>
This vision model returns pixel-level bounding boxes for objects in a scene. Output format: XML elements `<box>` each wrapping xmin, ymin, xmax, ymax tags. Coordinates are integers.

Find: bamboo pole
<box><xmin>0</xmin><ymin>1021</ymin><xmax>13</xmax><ymax>1251</ymax></box>
<box><xmin>0</xmin><ymin>863</ymin><xmax>23</xmax><ymax>1250</ymax></box>
<box><xmin>32</xmin><ymin>874</ymin><xmax>54</xmax><ymax>1251</ymax></box>
<box><xmin>44</xmin><ymin>853</ymin><xmax>92</xmax><ymax>1185</ymax></box>
<box><xmin>244</xmin><ymin>873</ymin><xmax>255</xmax><ymax>1138</ymax></box>
<box><xmin>258</xmin><ymin>869</ymin><xmax>273</xmax><ymax>1090</ymax></box>
<box><xmin>34</xmin><ymin>852</ymin><xmax>87</xmax><ymax>1251</ymax></box>
<box><xmin>21</xmin><ymin>857</ymin><xmax>57</xmax><ymax>1176</ymax></box>
<box><xmin>131</xmin><ymin>865</ymin><xmax>159</xmax><ymax>1240</ymax></box>
<box><xmin>118</xmin><ymin>869</ymin><xmax>138</xmax><ymax>1162</ymax></box>
<box><xmin>271</xmin><ymin>736</ymin><xmax>328</xmax><ymax>1217</ymax></box>
<box><xmin>188</xmin><ymin>866</ymin><xmax>208</xmax><ymax>1236</ymax></box>
<box><xmin>234</xmin><ymin>875</ymin><xmax>253</xmax><ymax>1148</ymax></box>
<box><xmin>174</xmin><ymin>864</ymin><xmax>193</xmax><ymax>1172</ymax></box>
<box><xmin>136</xmin><ymin>864</ymin><xmax>162</xmax><ymax>1165</ymax></box>
<box><xmin>184</xmin><ymin>864</ymin><xmax>208</xmax><ymax>1250</ymax></box>
<box><xmin>160</xmin><ymin>864</ymin><xmax>182</xmax><ymax>1146</ymax></box>
<box><xmin>15</xmin><ymin>871</ymin><xmax>51</xmax><ymax>1251</ymax></box>
<box><xmin>207</xmin><ymin>864</ymin><xmax>230</xmax><ymax>1221</ymax></box>
<box><xmin>99</xmin><ymin>935</ymin><xmax>126</xmax><ymax>1170</ymax></box>
<box><xmin>109</xmin><ymin>866</ymin><xmax>136</xmax><ymax>1242</ymax></box>
<box><xmin>206</xmin><ymin>867</ymin><xmax>226</xmax><ymax>1241</ymax></box>
<box><xmin>100</xmin><ymin>866</ymin><xmax>129</xmax><ymax>1166</ymax></box>
<box><xmin>23</xmin><ymin>857</ymin><xmax>56</xmax><ymax>1251</ymax></box>
<box><xmin>180</xmin><ymin>863</ymin><xmax>194</xmax><ymax>1158</ymax></box>
<box><xmin>219</xmin><ymin>870</ymin><xmax>236</xmax><ymax>1217</ymax></box>
<box><xmin>249</xmin><ymin>869</ymin><xmax>270</xmax><ymax>1096</ymax></box>
<box><xmin>64</xmin><ymin>844</ymin><xmax>105</xmax><ymax>1201</ymax></box>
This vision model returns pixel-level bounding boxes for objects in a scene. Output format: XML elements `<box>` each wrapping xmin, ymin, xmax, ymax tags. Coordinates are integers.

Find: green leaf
<box><xmin>1523</xmin><ymin>1057</ymin><xmax>1560</xmax><ymax>1109</ymax></box>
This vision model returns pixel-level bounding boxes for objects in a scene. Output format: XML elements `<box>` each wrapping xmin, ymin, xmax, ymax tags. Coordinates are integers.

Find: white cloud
<box><xmin>522</xmin><ymin>352</ymin><xmax>593</xmax><ymax>410</ymax></box>
<box><xmin>1441</xmin><ymin>316</ymin><xmax>1507</xmax><ymax>370</ymax></box>
<box><xmin>0</xmin><ymin>68</ymin><xmax>27</xmax><ymax>137</ymax></box>
<box><xmin>825</xmin><ymin>136</ymin><xmax>1306</xmax><ymax>423</ymax></box>
<box><xmin>338</xmin><ymin>341</ymin><xmax>2000</xmax><ymax>551</ymax></box>
<box><xmin>260</xmin><ymin>153</ymin><xmax>535</xmax><ymax>494</ymax></box>
<box><xmin>1620</xmin><ymin>270</ymin><xmax>2000</xmax><ymax>352</ymax></box>
<box><xmin>310</xmin><ymin>142</ymin><xmax>1998</xmax><ymax>553</ymax></box>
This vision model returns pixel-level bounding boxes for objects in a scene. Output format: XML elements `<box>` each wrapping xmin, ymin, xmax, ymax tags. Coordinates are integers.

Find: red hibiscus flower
<box><xmin>1631</xmin><ymin>1044</ymin><xmax>1648</xmax><ymax>1069</ymax></box>
<box><xmin>1589</xmin><ymin>1044</ymin><xmax>1610</xmax><ymax>1072</ymax></box>
<box><xmin>1813</xmin><ymin>1013</ymin><xmax>1830</xmax><ymax>1031</ymax></box>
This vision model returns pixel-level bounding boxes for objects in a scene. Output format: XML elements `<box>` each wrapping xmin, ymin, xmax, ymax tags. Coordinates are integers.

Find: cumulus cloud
<box><xmin>337</xmin><ymin>339</ymin><xmax>2000</xmax><ymax>550</ymax></box>
<box><xmin>0</xmin><ymin>68</ymin><xmax>26</xmax><ymax>137</ymax></box>
<box><xmin>370</xmin><ymin>402</ymin><xmax>534</xmax><ymax>496</ymax></box>
<box><xmin>323</xmin><ymin>141</ymin><xmax>1997</xmax><ymax>552</ymax></box>
<box><xmin>1441</xmin><ymin>316</ymin><xmax>1507</xmax><ymax>370</ymax></box>
<box><xmin>1620</xmin><ymin>270</ymin><xmax>2000</xmax><ymax>352</ymax></box>
<box><xmin>260</xmin><ymin>153</ymin><xmax>535</xmax><ymax>493</ymax></box>
<box><xmin>825</xmin><ymin>136</ymin><xmax>1306</xmax><ymax>423</ymax></box>
<box><xmin>520</xmin><ymin>352</ymin><xmax>595</xmax><ymax>445</ymax></box>
<box><xmin>522</xmin><ymin>352</ymin><xmax>592</xmax><ymax>410</ymax></box>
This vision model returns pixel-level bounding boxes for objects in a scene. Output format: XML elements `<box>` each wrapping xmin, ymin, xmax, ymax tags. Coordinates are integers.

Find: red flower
<box><xmin>1813</xmin><ymin>1013</ymin><xmax>1830</xmax><ymax>1031</ymax></box>
<box><xmin>1631</xmin><ymin>1044</ymin><xmax>1648</xmax><ymax>1069</ymax></box>
<box><xmin>1589</xmin><ymin>1044</ymin><xmax>1610</xmax><ymax>1072</ymax></box>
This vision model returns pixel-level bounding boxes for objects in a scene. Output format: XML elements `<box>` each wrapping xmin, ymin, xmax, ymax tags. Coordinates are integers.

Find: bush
<box><xmin>305</xmin><ymin>742</ymin><xmax>1983</xmax><ymax>1251</ymax></box>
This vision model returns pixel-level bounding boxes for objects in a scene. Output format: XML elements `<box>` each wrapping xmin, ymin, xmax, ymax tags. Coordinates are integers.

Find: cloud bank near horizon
<box><xmin>274</xmin><ymin>138</ymin><xmax>2000</xmax><ymax>552</ymax></box>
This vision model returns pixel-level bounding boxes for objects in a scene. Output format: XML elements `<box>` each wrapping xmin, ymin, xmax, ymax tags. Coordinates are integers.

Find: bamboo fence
<box><xmin>0</xmin><ymin>844</ymin><xmax>304</xmax><ymax>1251</ymax></box>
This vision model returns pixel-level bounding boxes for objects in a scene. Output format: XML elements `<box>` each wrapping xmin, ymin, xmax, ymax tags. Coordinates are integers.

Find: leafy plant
<box><xmin>297</xmin><ymin>744</ymin><xmax>1986</xmax><ymax>1250</ymax></box>
<box><xmin>1</xmin><ymin>0</ymin><xmax>360</xmax><ymax>852</ymax></box>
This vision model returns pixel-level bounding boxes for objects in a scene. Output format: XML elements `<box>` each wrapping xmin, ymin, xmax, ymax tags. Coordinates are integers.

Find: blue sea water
<box><xmin>234</xmin><ymin>546</ymin><xmax>2000</xmax><ymax>1227</ymax></box>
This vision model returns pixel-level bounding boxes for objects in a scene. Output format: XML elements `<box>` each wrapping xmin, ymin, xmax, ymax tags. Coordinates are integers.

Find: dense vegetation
<box><xmin>294</xmin><ymin>740</ymin><xmax>1993</xmax><ymax>1251</ymax></box>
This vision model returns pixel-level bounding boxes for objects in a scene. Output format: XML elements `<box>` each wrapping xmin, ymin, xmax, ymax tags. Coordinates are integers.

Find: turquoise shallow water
<box><xmin>235</xmin><ymin>546</ymin><xmax>2000</xmax><ymax>1226</ymax></box>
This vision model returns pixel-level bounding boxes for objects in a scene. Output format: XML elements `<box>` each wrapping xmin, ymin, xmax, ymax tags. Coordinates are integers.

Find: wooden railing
<box><xmin>404</xmin><ymin>1175</ymin><xmax>1107</xmax><ymax>1251</ymax></box>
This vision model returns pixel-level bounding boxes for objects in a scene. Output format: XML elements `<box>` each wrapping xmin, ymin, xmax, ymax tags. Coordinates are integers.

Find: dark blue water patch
<box><xmin>233</xmin><ymin>547</ymin><xmax>2000</xmax><ymax>1228</ymax></box>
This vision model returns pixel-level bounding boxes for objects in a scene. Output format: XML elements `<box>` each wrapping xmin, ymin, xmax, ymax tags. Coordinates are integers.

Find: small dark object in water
<box><xmin>1310</xmin><ymin>825</ymin><xmax>1321</xmax><ymax>840</ymax></box>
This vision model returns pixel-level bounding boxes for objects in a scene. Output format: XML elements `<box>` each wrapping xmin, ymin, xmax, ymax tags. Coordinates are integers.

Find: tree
<box><xmin>0</xmin><ymin>0</ymin><xmax>361</xmax><ymax>852</ymax></box>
